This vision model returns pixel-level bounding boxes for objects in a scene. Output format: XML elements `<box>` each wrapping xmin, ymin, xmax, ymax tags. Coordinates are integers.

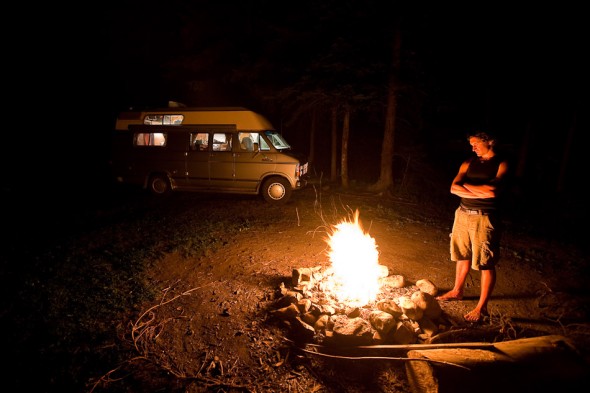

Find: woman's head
<box><xmin>468</xmin><ymin>131</ymin><xmax>497</xmax><ymax>158</ymax></box>
<box><xmin>468</xmin><ymin>131</ymin><xmax>496</xmax><ymax>148</ymax></box>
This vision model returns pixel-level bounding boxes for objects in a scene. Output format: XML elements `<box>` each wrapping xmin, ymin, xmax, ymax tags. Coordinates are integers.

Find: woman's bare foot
<box><xmin>435</xmin><ymin>290</ymin><xmax>463</xmax><ymax>301</ymax></box>
<box><xmin>464</xmin><ymin>308</ymin><xmax>488</xmax><ymax>322</ymax></box>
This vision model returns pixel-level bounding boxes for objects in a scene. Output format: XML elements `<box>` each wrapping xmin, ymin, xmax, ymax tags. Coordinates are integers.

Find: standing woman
<box><xmin>436</xmin><ymin>131</ymin><xmax>509</xmax><ymax>323</ymax></box>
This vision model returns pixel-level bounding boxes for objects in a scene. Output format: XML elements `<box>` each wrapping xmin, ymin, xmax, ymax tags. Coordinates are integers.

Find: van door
<box><xmin>163</xmin><ymin>131</ymin><xmax>191</xmax><ymax>189</ymax></box>
<box><xmin>209</xmin><ymin>132</ymin><xmax>236</xmax><ymax>188</ymax></box>
<box><xmin>233</xmin><ymin>132</ymin><xmax>277</xmax><ymax>192</ymax></box>
<box><xmin>186</xmin><ymin>131</ymin><xmax>210</xmax><ymax>188</ymax></box>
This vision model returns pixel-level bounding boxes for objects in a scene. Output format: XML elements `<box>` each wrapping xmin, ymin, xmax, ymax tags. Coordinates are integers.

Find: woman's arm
<box><xmin>450</xmin><ymin>160</ymin><xmax>478</xmax><ymax>198</ymax></box>
<box><xmin>461</xmin><ymin>160</ymin><xmax>509</xmax><ymax>199</ymax></box>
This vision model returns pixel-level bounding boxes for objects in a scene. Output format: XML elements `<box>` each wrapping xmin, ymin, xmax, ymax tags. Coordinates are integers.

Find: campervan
<box><xmin>110</xmin><ymin>107</ymin><xmax>308</xmax><ymax>204</ymax></box>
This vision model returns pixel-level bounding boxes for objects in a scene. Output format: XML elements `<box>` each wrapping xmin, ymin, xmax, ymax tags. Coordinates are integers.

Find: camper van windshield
<box><xmin>265</xmin><ymin>131</ymin><xmax>291</xmax><ymax>150</ymax></box>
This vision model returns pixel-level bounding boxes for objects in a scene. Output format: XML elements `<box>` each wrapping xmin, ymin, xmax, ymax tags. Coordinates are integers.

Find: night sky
<box><xmin>7</xmin><ymin>2</ymin><xmax>586</xmax><ymax>205</ymax></box>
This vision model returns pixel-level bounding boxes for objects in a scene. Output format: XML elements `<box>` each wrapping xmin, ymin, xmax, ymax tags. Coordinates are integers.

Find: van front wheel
<box><xmin>148</xmin><ymin>174</ymin><xmax>171</xmax><ymax>196</ymax></box>
<box><xmin>261</xmin><ymin>177</ymin><xmax>292</xmax><ymax>204</ymax></box>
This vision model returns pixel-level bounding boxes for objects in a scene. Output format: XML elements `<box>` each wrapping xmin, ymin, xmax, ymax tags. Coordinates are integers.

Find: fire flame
<box><xmin>325</xmin><ymin>210</ymin><xmax>381</xmax><ymax>307</ymax></box>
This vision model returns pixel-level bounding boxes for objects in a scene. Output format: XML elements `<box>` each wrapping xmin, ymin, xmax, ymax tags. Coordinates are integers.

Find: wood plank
<box><xmin>405</xmin><ymin>335</ymin><xmax>589</xmax><ymax>393</ymax></box>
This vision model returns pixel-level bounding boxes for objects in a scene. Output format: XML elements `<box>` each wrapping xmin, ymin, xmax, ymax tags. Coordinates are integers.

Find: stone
<box><xmin>415</xmin><ymin>279</ymin><xmax>438</xmax><ymax>296</ymax></box>
<box><xmin>369</xmin><ymin>310</ymin><xmax>396</xmax><ymax>335</ymax></box>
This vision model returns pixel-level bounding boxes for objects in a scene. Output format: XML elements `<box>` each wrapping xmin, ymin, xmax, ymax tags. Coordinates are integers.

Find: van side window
<box><xmin>144</xmin><ymin>114</ymin><xmax>183</xmax><ymax>125</ymax></box>
<box><xmin>259</xmin><ymin>137</ymin><xmax>270</xmax><ymax>151</ymax></box>
<box><xmin>135</xmin><ymin>132</ymin><xmax>167</xmax><ymax>146</ymax></box>
<box><xmin>239</xmin><ymin>132</ymin><xmax>254</xmax><ymax>151</ymax></box>
<box><xmin>212</xmin><ymin>133</ymin><xmax>232</xmax><ymax>151</ymax></box>
<box><xmin>191</xmin><ymin>133</ymin><xmax>209</xmax><ymax>151</ymax></box>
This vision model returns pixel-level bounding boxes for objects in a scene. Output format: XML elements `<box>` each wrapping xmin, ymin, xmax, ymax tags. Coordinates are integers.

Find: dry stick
<box><xmin>295</xmin><ymin>346</ymin><xmax>471</xmax><ymax>370</ymax></box>
<box><xmin>341</xmin><ymin>342</ymin><xmax>496</xmax><ymax>350</ymax></box>
<box><xmin>197</xmin><ymin>351</ymin><xmax>211</xmax><ymax>375</ymax></box>
<box><xmin>138</xmin><ymin>282</ymin><xmax>217</xmax><ymax>323</ymax></box>
<box><xmin>290</xmin><ymin>336</ymin><xmax>497</xmax><ymax>351</ymax></box>
<box><xmin>285</xmin><ymin>337</ymin><xmax>494</xmax><ymax>369</ymax></box>
<box><xmin>96</xmin><ymin>282</ymin><xmax>246</xmax><ymax>390</ymax></box>
<box><xmin>130</xmin><ymin>282</ymin><xmax>233</xmax><ymax>381</ymax></box>
<box><xmin>89</xmin><ymin>355</ymin><xmax>150</xmax><ymax>393</ymax></box>
<box><xmin>131</xmin><ymin>281</ymin><xmax>221</xmax><ymax>350</ymax></box>
<box><xmin>227</xmin><ymin>357</ymin><xmax>240</xmax><ymax>374</ymax></box>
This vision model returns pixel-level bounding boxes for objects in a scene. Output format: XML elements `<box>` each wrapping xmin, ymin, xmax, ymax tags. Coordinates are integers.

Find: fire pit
<box><xmin>271</xmin><ymin>210</ymin><xmax>443</xmax><ymax>346</ymax></box>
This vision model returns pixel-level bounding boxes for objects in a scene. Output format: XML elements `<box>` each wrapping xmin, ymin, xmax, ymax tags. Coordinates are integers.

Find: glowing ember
<box><xmin>325</xmin><ymin>210</ymin><xmax>381</xmax><ymax>307</ymax></box>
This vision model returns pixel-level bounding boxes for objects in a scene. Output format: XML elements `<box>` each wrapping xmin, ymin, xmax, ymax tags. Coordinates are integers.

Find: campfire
<box><xmin>323</xmin><ymin>209</ymin><xmax>381</xmax><ymax>307</ymax></box>
<box><xmin>271</xmin><ymin>210</ymin><xmax>443</xmax><ymax>347</ymax></box>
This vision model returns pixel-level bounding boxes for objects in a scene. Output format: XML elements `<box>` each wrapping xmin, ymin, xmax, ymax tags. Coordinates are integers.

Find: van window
<box><xmin>191</xmin><ymin>132</ymin><xmax>209</xmax><ymax>151</ymax></box>
<box><xmin>144</xmin><ymin>114</ymin><xmax>183</xmax><ymax>125</ymax></box>
<box><xmin>239</xmin><ymin>132</ymin><xmax>255</xmax><ymax>151</ymax></box>
<box><xmin>259</xmin><ymin>137</ymin><xmax>270</xmax><ymax>151</ymax></box>
<box><xmin>264</xmin><ymin>131</ymin><xmax>290</xmax><ymax>150</ymax></box>
<box><xmin>134</xmin><ymin>132</ymin><xmax>167</xmax><ymax>146</ymax></box>
<box><xmin>212</xmin><ymin>133</ymin><xmax>232</xmax><ymax>151</ymax></box>
<box><xmin>238</xmin><ymin>132</ymin><xmax>269</xmax><ymax>151</ymax></box>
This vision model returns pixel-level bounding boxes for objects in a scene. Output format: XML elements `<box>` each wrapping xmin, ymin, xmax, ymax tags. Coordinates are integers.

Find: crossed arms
<box><xmin>451</xmin><ymin>159</ymin><xmax>509</xmax><ymax>199</ymax></box>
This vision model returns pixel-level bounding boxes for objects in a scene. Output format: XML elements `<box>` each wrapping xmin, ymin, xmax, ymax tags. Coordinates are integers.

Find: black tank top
<box><xmin>460</xmin><ymin>156</ymin><xmax>502</xmax><ymax>211</ymax></box>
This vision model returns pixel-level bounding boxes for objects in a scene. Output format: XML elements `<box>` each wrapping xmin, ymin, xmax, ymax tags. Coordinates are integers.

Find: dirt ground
<box><xmin>5</xmin><ymin>180</ymin><xmax>589</xmax><ymax>392</ymax></box>
<box><xmin>78</xmin><ymin>183</ymin><xmax>589</xmax><ymax>393</ymax></box>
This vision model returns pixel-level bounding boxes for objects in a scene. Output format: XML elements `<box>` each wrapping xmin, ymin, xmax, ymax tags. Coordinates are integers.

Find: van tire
<box><xmin>261</xmin><ymin>176</ymin><xmax>292</xmax><ymax>204</ymax></box>
<box><xmin>148</xmin><ymin>174</ymin><xmax>171</xmax><ymax>196</ymax></box>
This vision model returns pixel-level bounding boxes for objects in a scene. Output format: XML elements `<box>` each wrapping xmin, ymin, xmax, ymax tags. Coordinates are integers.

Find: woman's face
<box><xmin>469</xmin><ymin>137</ymin><xmax>492</xmax><ymax>158</ymax></box>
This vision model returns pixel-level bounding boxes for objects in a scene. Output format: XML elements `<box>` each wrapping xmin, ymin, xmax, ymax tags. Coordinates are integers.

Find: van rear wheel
<box><xmin>148</xmin><ymin>174</ymin><xmax>171</xmax><ymax>195</ymax></box>
<box><xmin>261</xmin><ymin>177</ymin><xmax>292</xmax><ymax>204</ymax></box>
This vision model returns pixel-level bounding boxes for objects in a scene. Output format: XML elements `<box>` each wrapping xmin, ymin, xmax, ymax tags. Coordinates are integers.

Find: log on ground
<box><xmin>405</xmin><ymin>335</ymin><xmax>590</xmax><ymax>393</ymax></box>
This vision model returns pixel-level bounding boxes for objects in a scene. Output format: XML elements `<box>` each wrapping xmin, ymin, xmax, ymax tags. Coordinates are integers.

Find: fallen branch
<box><xmin>302</xmin><ymin>341</ymin><xmax>496</xmax><ymax>351</ymax></box>
<box><xmin>288</xmin><ymin>341</ymin><xmax>470</xmax><ymax>370</ymax></box>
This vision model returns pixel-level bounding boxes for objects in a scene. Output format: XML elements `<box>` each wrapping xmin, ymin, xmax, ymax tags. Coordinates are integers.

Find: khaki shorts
<box><xmin>450</xmin><ymin>207</ymin><xmax>502</xmax><ymax>270</ymax></box>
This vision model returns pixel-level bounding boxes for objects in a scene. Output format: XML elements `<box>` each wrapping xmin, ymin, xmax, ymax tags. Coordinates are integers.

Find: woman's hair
<box><xmin>468</xmin><ymin>131</ymin><xmax>496</xmax><ymax>146</ymax></box>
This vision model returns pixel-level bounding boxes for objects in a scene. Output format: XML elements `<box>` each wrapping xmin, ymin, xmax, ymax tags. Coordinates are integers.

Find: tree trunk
<box><xmin>371</xmin><ymin>23</ymin><xmax>401</xmax><ymax>193</ymax></box>
<box><xmin>308</xmin><ymin>107</ymin><xmax>317</xmax><ymax>167</ymax></box>
<box><xmin>340</xmin><ymin>106</ymin><xmax>351</xmax><ymax>189</ymax></box>
<box><xmin>557</xmin><ymin>111</ymin><xmax>576</xmax><ymax>193</ymax></box>
<box><xmin>516</xmin><ymin>121</ymin><xmax>531</xmax><ymax>180</ymax></box>
<box><xmin>330</xmin><ymin>104</ymin><xmax>339</xmax><ymax>183</ymax></box>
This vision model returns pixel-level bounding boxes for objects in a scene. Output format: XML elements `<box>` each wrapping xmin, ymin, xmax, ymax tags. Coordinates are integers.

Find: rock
<box><xmin>415</xmin><ymin>279</ymin><xmax>438</xmax><ymax>296</ymax></box>
<box><xmin>418</xmin><ymin>316</ymin><xmax>439</xmax><ymax>337</ymax></box>
<box><xmin>301</xmin><ymin>311</ymin><xmax>317</xmax><ymax>327</ymax></box>
<box><xmin>411</xmin><ymin>291</ymin><xmax>442</xmax><ymax>320</ymax></box>
<box><xmin>380</xmin><ymin>274</ymin><xmax>405</xmax><ymax>288</ymax></box>
<box><xmin>314</xmin><ymin>314</ymin><xmax>330</xmax><ymax>332</ymax></box>
<box><xmin>331</xmin><ymin>315</ymin><xmax>375</xmax><ymax>346</ymax></box>
<box><xmin>274</xmin><ymin>290</ymin><xmax>302</xmax><ymax>308</ymax></box>
<box><xmin>297</xmin><ymin>298</ymin><xmax>312</xmax><ymax>313</ymax></box>
<box><xmin>376</xmin><ymin>299</ymin><xmax>404</xmax><ymax>318</ymax></box>
<box><xmin>369</xmin><ymin>310</ymin><xmax>396</xmax><ymax>335</ymax></box>
<box><xmin>272</xmin><ymin>303</ymin><xmax>299</xmax><ymax>320</ymax></box>
<box><xmin>392</xmin><ymin>320</ymin><xmax>417</xmax><ymax>344</ymax></box>
<box><xmin>291</xmin><ymin>317</ymin><xmax>315</xmax><ymax>341</ymax></box>
<box><xmin>399</xmin><ymin>295</ymin><xmax>424</xmax><ymax>321</ymax></box>
<box><xmin>377</xmin><ymin>264</ymin><xmax>390</xmax><ymax>278</ymax></box>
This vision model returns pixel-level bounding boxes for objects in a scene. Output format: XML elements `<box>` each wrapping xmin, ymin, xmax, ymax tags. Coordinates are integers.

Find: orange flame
<box><xmin>325</xmin><ymin>210</ymin><xmax>381</xmax><ymax>307</ymax></box>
